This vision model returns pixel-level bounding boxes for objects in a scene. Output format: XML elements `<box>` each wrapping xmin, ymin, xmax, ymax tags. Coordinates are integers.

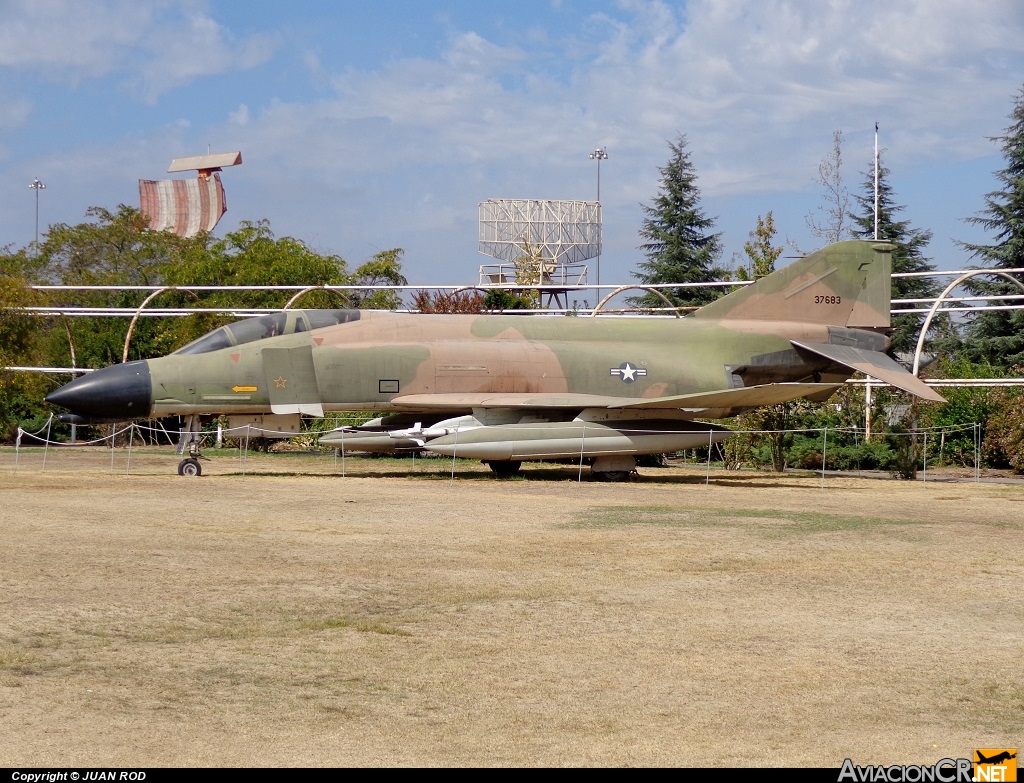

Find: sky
<box><xmin>3</xmin><ymin>0</ymin><xmax>1024</xmax><ymax>295</ymax></box>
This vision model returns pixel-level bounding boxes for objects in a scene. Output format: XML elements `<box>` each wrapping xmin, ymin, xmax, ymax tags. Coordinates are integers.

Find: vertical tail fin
<box><xmin>692</xmin><ymin>239</ymin><xmax>893</xmax><ymax>327</ymax></box>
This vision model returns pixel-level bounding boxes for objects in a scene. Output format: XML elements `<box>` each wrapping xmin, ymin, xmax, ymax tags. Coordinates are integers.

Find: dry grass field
<box><xmin>1</xmin><ymin>447</ymin><xmax>1021</xmax><ymax>767</ymax></box>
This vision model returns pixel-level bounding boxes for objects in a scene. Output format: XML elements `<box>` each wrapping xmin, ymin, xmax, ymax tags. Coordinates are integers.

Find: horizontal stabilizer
<box><xmin>791</xmin><ymin>341</ymin><xmax>945</xmax><ymax>402</ymax></box>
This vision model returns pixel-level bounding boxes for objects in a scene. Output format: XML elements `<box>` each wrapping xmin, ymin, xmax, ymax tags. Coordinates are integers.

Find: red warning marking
<box><xmin>313</xmin><ymin>337</ymin><xmax>324</xmax><ymax>346</ymax></box>
<box><xmin>230</xmin><ymin>353</ymin><xmax>240</xmax><ymax>363</ymax></box>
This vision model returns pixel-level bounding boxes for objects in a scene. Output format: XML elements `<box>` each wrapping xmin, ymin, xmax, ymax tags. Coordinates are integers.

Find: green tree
<box><xmin>736</xmin><ymin>212</ymin><xmax>783</xmax><ymax>281</ymax></box>
<box><xmin>959</xmin><ymin>85</ymin><xmax>1024</xmax><ymax>368</ymax></box>
<box><xmin>40</xmin><ymin>205</ymin><xmax>203</xmax><ymax>287</ymax></box>
<box><xmin>510</xmin><ymin>239</ymin><xmax>549</xmax><ymax>309</ymax></box>
<box><xmin>37</xmin><ymin>205</ymin><xmax>204</xmax><ymax>367</ymax></box>
<box><xmin>164</xmin><ymin>220</ymin><xmax>347</xmax><ymax>298</ymax></box>
<box><xmin>806</xmin><ymin>130</ymin><xmax>851</xmax><ymax>246</ymax></box>
<box><xmin>0</xmin><ymin>246</ymin><xmax>48</xmax><ymax>438</ymax></box>
<box><xmin>632</xmin><ymin>135</ymin><xmax>723</xmax><ymax>309</ymax></box>
<box><xmin>981</xmin><ymin>376</ymin><xmax>1024</xmax><ymax>471</ymax></box>
<box><xmin>919</xmin><ymin>356</ymin><xmax>998</xmax><ymax>467</ymax></box>
<box><xmin>850</xmin><ymin>154</ymin><xmax>939</xmax><ymax>354</ymax></box>
<box><xmin>482</xmin><ymin>289</ymin><xmax>531</xmax><ymax>311</ymax></box>
<box><xmin>160</xmin><ymin>219</ymin><xmax>352</xmax><ymax>350</ymax></box>
<box><xmin>347</xmin><ymin>248</ymin><xmax>408</xmax><ymax>310</ymax></box>
<box><xmin>33</xmin><ymin>212</ymin><xmax>406</xmax><ymax>367</ymax></box>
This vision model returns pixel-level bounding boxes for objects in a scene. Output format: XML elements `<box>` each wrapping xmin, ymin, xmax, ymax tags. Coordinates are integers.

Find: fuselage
<box><xmin>47</xmin><ymin>309</ymin><xmax>876</xmax><ymax>422</ymax></box>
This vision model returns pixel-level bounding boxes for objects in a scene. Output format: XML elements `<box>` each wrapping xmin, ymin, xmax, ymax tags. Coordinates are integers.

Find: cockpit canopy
<box><xmin>174</xmin><ymin>309</ymin><xmax>360</xmax><ymax>356</ymax></box>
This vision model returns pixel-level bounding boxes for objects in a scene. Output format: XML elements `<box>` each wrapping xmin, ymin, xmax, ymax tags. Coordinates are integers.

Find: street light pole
<box><xmin>28</xmin><ymin>177</ymin><xmax>46</xmax><ymax>252</ymax></box>
<box><xmin>589</xmin><ymin>148</ymin><xmax>608</xmax><ymax>295</ymax></box>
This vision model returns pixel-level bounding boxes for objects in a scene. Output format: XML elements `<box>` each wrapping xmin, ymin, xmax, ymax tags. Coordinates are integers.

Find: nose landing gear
<box><xmin>176</xmin><ymin>414</ymin><xmax>205</xmax><ymax>477</ymax></box>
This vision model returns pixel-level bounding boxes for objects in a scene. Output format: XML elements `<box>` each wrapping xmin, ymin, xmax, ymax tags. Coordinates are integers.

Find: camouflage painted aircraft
<box><xmin>46</xmin><ymin>239</ymin><xmax>943</xmax><ymax>479</ymax></box>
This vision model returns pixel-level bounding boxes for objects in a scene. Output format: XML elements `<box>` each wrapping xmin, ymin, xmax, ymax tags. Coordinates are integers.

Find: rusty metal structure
<box><xmin>139</xmin><ymin>151</ymin><xmax>242</xmax><ymax>237</ymax></box>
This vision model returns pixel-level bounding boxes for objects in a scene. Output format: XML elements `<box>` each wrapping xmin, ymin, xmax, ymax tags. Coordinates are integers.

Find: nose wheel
<box><xmin>177</xmin><ymin>458</ymin><xmax>202</xmax><ymax>477</ymax></box>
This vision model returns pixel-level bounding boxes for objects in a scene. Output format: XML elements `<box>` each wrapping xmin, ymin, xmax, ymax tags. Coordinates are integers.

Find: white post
<box><xmin>126</xmin><ymin>423</ymin><xmax>134</xmax><ymax>476</ymax></box>
<box><xmin>243</xmin><ymin>424</ymin><xmax>250</xmax><ymax>476</ymax></box>
<box><xmin>864</xmin><ymin>382</ymin><xmax>872</xmax><ymax>441</ymax></box>
<box><xmin>922</xmin><ymin>432</ymin><xmax>928</xmax><ymax>482</ymax></box>
<box><xmin>42</xmin><ymin>413</ymin><xmax>52</xmax><ymax>472</ymax></box>
<box><xmin>577</xmin><ymin>422</ymin><xmax>587</xmax><ymax>483</ymax></box>
<box><xmin>449</xmin><ymin>424</ymin><xmax>460</xmax><ymax>484</ymax></box>
<box><xmin>820</xmin><ymin>427</ymin><xmax>828</xmax><ymax>489</ymax></box>
<box><xmin>705</xmin><ymin>430</ymin><xmax>712</xmax><ymax>486</ymax></box>
<box><xmin>975</xmin><ymin>423</ymin><xmax>980</xmax><ymax>482</ymax></box>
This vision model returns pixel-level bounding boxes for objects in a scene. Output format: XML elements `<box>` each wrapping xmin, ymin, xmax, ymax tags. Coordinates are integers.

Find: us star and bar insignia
<box><xmin>610</xmin><ymin>362</ymin><xmax>647</xmax><ymax>384</ymax></box>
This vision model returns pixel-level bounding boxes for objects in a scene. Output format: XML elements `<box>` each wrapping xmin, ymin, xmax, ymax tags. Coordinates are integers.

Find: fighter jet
<box><xmin>45</xmin><ymin>239</ymin><xmax>943</xmax><ymax>479</ymax></box>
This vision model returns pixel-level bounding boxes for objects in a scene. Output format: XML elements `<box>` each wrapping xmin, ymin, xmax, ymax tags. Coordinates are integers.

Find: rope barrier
<box><xmin>4</xmin><ymin>417</ymin><xmax>989</xmax><ymax>483</ymax></box>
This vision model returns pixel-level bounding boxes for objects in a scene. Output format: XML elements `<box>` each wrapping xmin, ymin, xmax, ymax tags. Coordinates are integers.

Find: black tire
<box><xmin>178</xmin><ymin>458</ymin><xmax>202</xmax><ymax>477</ymax></box>
<box><xmin>593</xmin><ymin>470</ymin><xmax>631</xmax><ymax>482</ymax></box>
<box><xmin>486</xmin><ymin>460</ymin><xmax>522</xmax><ymax>477</ymax></box>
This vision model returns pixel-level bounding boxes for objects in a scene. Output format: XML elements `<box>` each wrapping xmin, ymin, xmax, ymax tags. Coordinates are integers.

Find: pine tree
<box><xmin>959</xmin><ymin>85</ymin><xmax>1024</xmax><ymax>368</ymax></box>
<box><xmin>850</xmin><ymin>154</ymin><xmax>939</xmax><ymax>355</ymax></box>
<box><xmin>631</xmin><ymin>135</ymin><xmax>722</xmax><ymax>309</ymax></box>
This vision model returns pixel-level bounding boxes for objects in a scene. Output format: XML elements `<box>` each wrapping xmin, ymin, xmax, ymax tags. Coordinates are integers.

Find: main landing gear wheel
<box><xmin>177</xmin><ymin>458</ymin><xmax>202</xmax><ymax>477</ymax></box>
<box><xmin>485</xmin><ymin>460</ymin><xmax>522</xmax><ymax>478</ymax></box>
<box><xmin>592</xmin><ymin>470</ymin><xmax>631</xmax><ymax>482</ymax></box>
<box><xmin>591</xmin><ymin>455</ymin><xmax>636</xmax><ymax>482</ymax></box>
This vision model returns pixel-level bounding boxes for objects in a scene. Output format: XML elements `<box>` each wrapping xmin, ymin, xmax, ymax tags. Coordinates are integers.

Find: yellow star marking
<box><xmin>274</xmin><ymin>376</ymin><xmax>287</xmax><ymax>388</ymax></box>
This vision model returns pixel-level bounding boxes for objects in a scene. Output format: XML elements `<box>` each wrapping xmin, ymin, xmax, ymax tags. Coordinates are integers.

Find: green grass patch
<box><xmin>0</xmin><ymin>651</ymin><xmax>61</xmax><ymax>677</ymax></box>
<box><xmin>301</xmin><ymin>617</ymin><xmax>411</xmax><ymax>637</ymax></box>
<box><xmin>570</xmin><ymin>504</ymin><xmax>914</xmax><ymax>534</ymax></box>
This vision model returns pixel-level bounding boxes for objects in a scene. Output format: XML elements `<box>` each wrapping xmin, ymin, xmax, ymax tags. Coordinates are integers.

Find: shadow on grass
<box><xmin>210</xmin><ymin>465</ymin><xmax>832</xmax><ymax>488</ymax></box>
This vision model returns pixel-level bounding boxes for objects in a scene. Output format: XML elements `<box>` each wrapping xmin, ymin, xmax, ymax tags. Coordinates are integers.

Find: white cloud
<box><xmin>223</xmin><ymin>0</ymin><xmax>1020</xmax><ymax>198</ymax></box>
<box><xmin>229</xmin><ymin>103</ymin><xmax>250</xmax><ymax>126</ymax></box>
<box><xmin>4</xmin><ymin>0</ymin><xmax>1024</xmax><ymax>279</ymax></box>
<box><xmin>0</xmin><ymin>0</ymin><xmax>276</xmax><ymax>98</ymax></box>
<box><xmin>135</xmin><ymin>9</ymin><xmax>276</xmax><ymax>102</ymax></box>
<box><xmin>0</xmin><ymin>92</ymin><xmax>32</xmax><ymax>129</ymax></box>
<box><xmin>207</xmin><ymin>0</ymin><xmax>1022</xmax><ymax>277</ymax></box>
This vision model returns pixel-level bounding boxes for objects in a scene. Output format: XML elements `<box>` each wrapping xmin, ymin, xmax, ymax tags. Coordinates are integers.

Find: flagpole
<box><xmin>867</xmin><ymin>121</ymin><xmax>879</xmax><ymax>442</ymax></box>
<box><xmin>873</xmin><ymin>122</ymin><xmax>879</xmax><ymax>240</ymax></box>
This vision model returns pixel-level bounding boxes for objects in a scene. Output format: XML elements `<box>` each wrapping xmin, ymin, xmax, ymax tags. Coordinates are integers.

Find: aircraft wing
<box><xmin>791</xmin><ymin>341</ymin><xmax>945</xmax><ymax>402</ymax></box>
<box><xmin>390</xmin><ymin>382</ymin><xmax>841</xmax><ymax>414</ymax></box>
<box><xmin>391</xmin><ymin>393</ymin><xmax>640</xmax><ymax>409</ymax></box>
<box><xmin>606</xmin><ymin>383</ymin><xmax>841</xmax><ymax>409</ymax></box>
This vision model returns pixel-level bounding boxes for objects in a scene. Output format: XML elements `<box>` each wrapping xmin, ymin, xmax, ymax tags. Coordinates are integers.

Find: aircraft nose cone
<box><xmin>45</xmin><ymin>361</ymin><xmax>153</xmax><ymax>420</ymax></box>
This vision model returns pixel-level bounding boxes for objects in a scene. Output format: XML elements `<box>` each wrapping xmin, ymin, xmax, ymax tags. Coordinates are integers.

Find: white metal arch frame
<box><xmin>912</xmin><ymin>271</ymin><xmax>1024</xmax><ymax>376</ymax></box>
<box><xmin>591</xmin><ymin>286</ymin><xmax>684</xmax><ymax>317</ymax></box>
<box><xmin>122</xmin><ymin>286</ymin><xmax>200</xmax><ymax>363</ymax></box>
<box><xmin>282</xmin><ymin>285</ymin><xmax>351</xmax><ymax>309</ymax></box>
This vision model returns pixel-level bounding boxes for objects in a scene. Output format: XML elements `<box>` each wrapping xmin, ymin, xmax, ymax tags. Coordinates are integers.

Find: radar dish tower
<box><xmin>478</xmin><ymin>199</ymin><xmax>598</xmax><ymax>308</ymax></box>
